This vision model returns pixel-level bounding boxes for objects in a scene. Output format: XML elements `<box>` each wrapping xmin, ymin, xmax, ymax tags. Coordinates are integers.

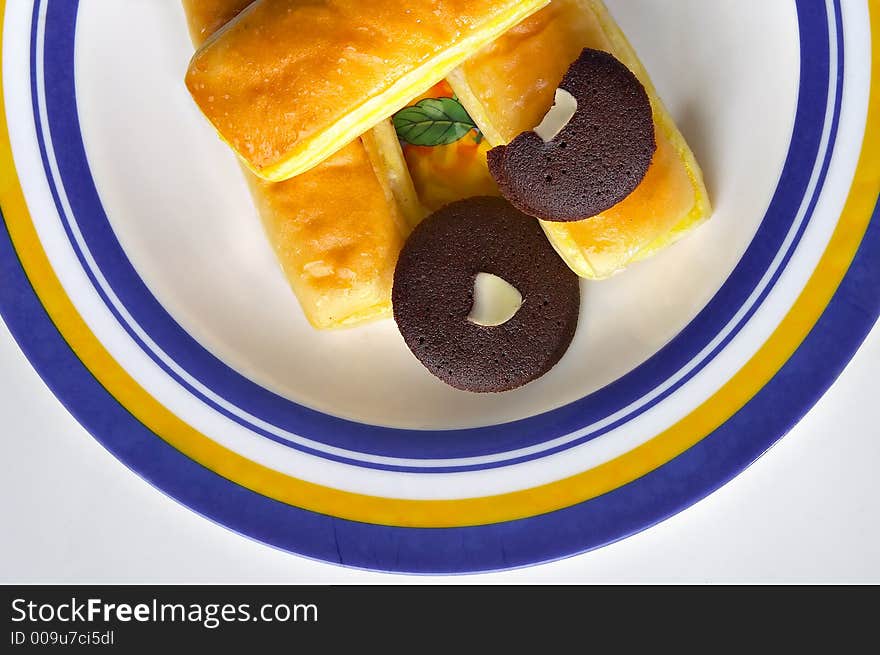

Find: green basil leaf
<box><xmin>393</xmin><ymin>97</ymin><xmax>477</xmax><ymax>146</ymax></box>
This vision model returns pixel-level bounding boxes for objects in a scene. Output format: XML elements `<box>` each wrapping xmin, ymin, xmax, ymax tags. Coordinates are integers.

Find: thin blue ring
<box><xmin>28</xmin><ymin>0</ymin><xmax>840</xmax><ymax>470</ymax></box>
<box><xmin>1</xmin><ymin>0</ymin><xmax>877</xmax><ymax>573</ymax></box>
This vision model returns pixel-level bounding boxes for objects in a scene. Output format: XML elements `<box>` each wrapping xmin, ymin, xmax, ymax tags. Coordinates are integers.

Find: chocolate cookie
<box><xmin>487</xmin><ymin>48</ymin><xmax>656</xmax><ymax>222</ymax></box>
<box><xmin>392</xmin><ymin>197</ymin><xmax>580</xmax><ymax>393</ymax></box>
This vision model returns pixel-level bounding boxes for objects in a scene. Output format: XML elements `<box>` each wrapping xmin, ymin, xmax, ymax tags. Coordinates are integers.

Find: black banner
<box><xmin>1</xmin><ymin>586</ymin><xmax>873</xmax><ymax>649</ymax></box>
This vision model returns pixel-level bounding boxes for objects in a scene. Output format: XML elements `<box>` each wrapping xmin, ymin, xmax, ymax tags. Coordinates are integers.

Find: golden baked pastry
<box><xmin>448</xmin><ymin>0</ymin><xmax>711</xmax><ymax>278</ymax></box>
<box><xmin>182</xmin><ymin>0</ymin><xmax>422</xmax><ymax>329</ymax></box>
<box><xmin>182</xmin><ymin>0</ymin><xmax>253</xmax><ymax>45</ymax></box>
<box><xmin>245</xmin><ymin>146</ymin><xmax>412</xmax><ymax>329</ymax></box>
<box><xmin>185</xmin><ymin>0</ymin><xmax>549</xmax><ymax>182</ymax></box>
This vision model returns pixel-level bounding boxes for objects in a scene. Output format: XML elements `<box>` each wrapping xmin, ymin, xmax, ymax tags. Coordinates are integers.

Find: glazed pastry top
<box><xmin>453</xmin><ymin>0</ymin><xmax>612</xmax><ymax>145</ymax></box>
<box><xmin>181</xmin><ymin>0</ymin><xmax>253</xmax><ymax>47</ymax></box>
<box><xmin>185</xmin><ymin>0</ymin><xmax>548</xmax><ymax>182</ymax></box>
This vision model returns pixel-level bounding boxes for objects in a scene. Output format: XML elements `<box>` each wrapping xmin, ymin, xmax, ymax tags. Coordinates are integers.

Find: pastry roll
<box><xmin>182</xmin><ymin>0</ymin><xmax>253</xmax><ymax>45</ymax></box>
<box><xmin>185</xmin><ymin>0</ymin><xmax>549</xmax><ymax>182</ymax></box>
<box><xmin>182</xmin><ymin>0</ymin><xmax>422</xmax><ymax>328</ymax></box>
<box><xmin>448</xmin><ymin>0</ymin><xmax>711</xmax><ymax>278</ymax></box>
<box><xmin>245</xmin><ymin>146</ymin><xmax>412</xmax><ymax>329</ymax></box>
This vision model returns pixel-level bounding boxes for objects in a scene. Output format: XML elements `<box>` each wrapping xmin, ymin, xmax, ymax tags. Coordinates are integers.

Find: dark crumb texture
<box><xmin>392</xmin><ymin>197</ymin><xmax>580</xmax><ymax>393</ymax></box>
<box><xmin>488</xmin><ymin>48</ymin><xmax>656</xmax><ymax>222</ymax></box>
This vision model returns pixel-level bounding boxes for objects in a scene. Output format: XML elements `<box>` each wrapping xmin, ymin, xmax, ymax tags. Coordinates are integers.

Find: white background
<box><xmin>1</xmin><ymin>319</ymin><xmax>877</xmax><ymax>584</ymax></box>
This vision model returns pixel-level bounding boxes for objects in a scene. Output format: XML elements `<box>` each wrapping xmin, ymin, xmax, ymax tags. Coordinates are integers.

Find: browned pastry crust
<box><xmin>185</xmin><ymin>0</ymin><xmax>549</xmax><ymax>181</ymax></box>
<box><xmin>182</xmin><ymin>0</ymin><xmax>420</xmax><ymax>329</ymax></box>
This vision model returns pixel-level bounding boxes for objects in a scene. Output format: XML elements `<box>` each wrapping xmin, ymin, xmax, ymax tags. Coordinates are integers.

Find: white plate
<box><xmin>1</xmin><ymin>0</ymin><xmax>877</xmax><ymax>572</ymax></box>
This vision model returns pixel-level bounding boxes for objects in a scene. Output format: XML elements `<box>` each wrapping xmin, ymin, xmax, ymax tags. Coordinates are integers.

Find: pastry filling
<box><xmin>392</xmin><ymin>81</ymin><xmax>498</xmax><ymax>212</ymax></box>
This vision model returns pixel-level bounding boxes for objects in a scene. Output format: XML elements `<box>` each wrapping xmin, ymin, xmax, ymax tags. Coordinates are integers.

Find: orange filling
<box><xmin>393</xmin><ymin>81</ymin><xmax>499</xmax><ymax>212</ymax></box>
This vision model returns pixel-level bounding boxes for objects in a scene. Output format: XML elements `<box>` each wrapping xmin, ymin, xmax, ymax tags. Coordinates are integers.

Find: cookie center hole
<box><xmin>467</xmin><ymin>273</ymin><xmax>523</xmax><ymax>327</ymax></box>
<box><xmin>533</xmin><ymin>88</ymin><xmax>578</xmax><ymax>142</ymax></box>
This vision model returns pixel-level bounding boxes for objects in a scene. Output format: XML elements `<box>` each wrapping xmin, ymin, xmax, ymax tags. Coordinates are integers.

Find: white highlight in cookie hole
<box><xmin>534</xmin><ymin>88</ymin><xmax>578</xmax><ymax>142</ymax></box>
<box><xmin>467</xmin><ymin>273</ymin><xmax>523</xmax><ymax>327</ymax></box>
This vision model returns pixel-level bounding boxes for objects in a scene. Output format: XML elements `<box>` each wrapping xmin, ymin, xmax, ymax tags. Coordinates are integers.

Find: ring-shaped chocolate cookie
<box><xmin>488</xmin><ymin>48</ymin><xmax>656</xmax><ymax>222</ymax></box>
<box><xmin>392</xmin><ymin>197</ymin><xmax>580</xmax><ymax>393</ymax></box>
